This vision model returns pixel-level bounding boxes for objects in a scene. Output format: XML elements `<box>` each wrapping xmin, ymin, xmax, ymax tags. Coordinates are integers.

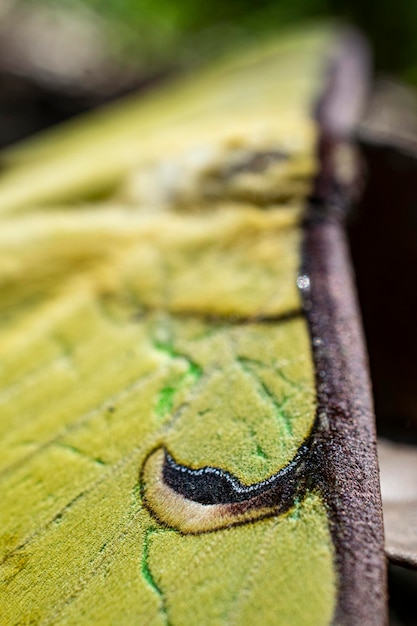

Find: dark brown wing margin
<box><xmin>304</xmin><ymin>29</ymin><xmax>387</xmax><ymax>626</ymax></box>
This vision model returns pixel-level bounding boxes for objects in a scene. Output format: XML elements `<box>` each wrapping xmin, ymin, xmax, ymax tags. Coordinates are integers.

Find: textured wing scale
<box><xmin>0</xmin><ymin>25</ymin><xmax>386</xmax><ymax>626</ymax></box>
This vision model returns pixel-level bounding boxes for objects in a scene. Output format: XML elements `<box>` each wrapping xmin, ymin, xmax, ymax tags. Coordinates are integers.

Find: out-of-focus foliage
<box><xmin>20</xmin><ymin>0</ymin><xmax>417</xmax><ymax>83</ymax></box>
<box><xmin>0</xmin><ymin>0</ymin><xmax>415</xmax><ymax>149</ymax></box>
<box><xmin>21</xmin><ymin>0</ymin><xmax>330</xmax><ymax>70</ymax></box>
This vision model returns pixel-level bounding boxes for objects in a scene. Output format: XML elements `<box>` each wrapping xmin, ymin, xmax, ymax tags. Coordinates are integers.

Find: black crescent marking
<box><xmin>162</xmin><ymin>434</ymin><xmax>316</xmax><ymax>507</ymax></box>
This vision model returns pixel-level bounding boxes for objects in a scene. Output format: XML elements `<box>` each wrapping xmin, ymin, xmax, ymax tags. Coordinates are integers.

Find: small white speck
<box><xmin>319</xmin><ymin>411</ymin><xmax>329</xmax><ymax>430</ymax></box>
<box><xmin>297</xmin><ymin>275</ymin><xmax>310</xmax><ymax>290</ymax></box>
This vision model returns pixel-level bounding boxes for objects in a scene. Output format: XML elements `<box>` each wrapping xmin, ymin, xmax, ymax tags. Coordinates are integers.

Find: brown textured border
<box><xmin>302</xmin><ymin>213</ymin><xmax>387</xmax><ymax>625</ymax></box>
<box><xmin>303</xmin><ymin>29</ymin><xmax>387</xmax><ymax>626</ymax></box>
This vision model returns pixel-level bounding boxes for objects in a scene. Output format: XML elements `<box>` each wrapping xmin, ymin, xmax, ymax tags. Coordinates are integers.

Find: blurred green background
<box><xmin>0</xmin><ymin>0</ymin><xmax>416</xmax><ymax>146</ymax></box>
<box><xmin>25</xmin><ymin>0</ymin><xmax>417</xmax><ymax>79</ymax></box>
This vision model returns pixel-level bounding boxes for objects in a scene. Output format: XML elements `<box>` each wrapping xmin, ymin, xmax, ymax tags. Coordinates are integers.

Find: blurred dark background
<box><xmin>1</xmin><ymin>0</ymin><xmax>417</xmax><ymax>147</ymax></box>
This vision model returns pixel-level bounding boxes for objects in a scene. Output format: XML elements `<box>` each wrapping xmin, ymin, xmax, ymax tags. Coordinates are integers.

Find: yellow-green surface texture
<box><xmin>0</xmin><ymin>25</ymin><xmax>337</xmax><ymax>626</ymax></box>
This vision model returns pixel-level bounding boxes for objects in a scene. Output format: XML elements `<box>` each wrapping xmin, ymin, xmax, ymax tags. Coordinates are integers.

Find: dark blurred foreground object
<box><xmin>350</xmin><ymin>80</ymin><xmax>417</xmax><ymax>442</ymax></box>
<box><xmin>378</xmin><ymin>440</ymin><xmax>417</xmax><ymax>624</ymax></box>
<box><xmin>388</xmin><ymin>564</ymin><xmax>417</xmax><ymax>626</ymax></box>
<box><xmin>347</xmin><ymin>79</ymin><xmax>417</xmax><ymax>624</ymax></box>
<box><xmin>378</xmin><ymin>438</ymin><xmax>417</xmax><ymax>569</ymax></box>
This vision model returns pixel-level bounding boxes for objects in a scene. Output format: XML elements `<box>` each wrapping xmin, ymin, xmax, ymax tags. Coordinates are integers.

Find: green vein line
<box><xmin>141</xmin><ymin>528</ymin><xmax>170</xmax><ymax>625</ymax></box>
<box><xmin>237</xmin><ymin>356</ymin><xmax>293</xmax><ymax>436</ymax></box>
<box><xmin>153</xmin><ymin>334</ymin><xmax>202</xmax><ymax>419</ymax></box>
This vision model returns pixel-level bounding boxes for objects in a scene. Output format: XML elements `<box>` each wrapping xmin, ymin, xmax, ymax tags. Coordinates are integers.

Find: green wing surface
<box><xmin>0</xmin><ymin>25</ymin><xmax>383</xmax><ymax>626</ymax></box>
